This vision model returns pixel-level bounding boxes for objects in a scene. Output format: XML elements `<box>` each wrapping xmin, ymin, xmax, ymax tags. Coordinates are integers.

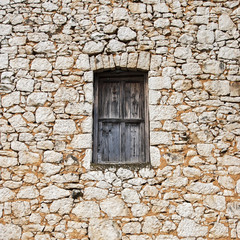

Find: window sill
<box><xmin>91</xmin><ymin>162</ymin><xmax>151</xmax><ymax>170</ymax></box>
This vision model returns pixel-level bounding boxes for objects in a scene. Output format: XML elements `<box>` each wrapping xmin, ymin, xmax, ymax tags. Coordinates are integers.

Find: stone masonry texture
<box><xmin>0</xmin><ymin>0</ymin><xmax>240</xmax><ymax>239</ymax></box>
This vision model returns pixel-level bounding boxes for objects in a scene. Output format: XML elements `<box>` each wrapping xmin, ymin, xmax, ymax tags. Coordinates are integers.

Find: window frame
<box><xmin>92</xmin><ymin>70</ymin><xmax>150</xmax><ymax>166</ymax></box>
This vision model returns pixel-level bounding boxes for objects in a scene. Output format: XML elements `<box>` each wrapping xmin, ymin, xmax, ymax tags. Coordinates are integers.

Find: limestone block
<box><xmin>12</xmin><ymin>201</ymin><xmax>31</xmax><ymax>217</ymax></box>
<box><xmin>10</xmin><ymin>58</ymin><xmax>30</xmax><ymax>70</ymax></box>
<box><xmin>16</xmin><ymin>78</ymin><xmax>34</xmax><ymax>92</ymax></box>
<box><xmin>107</xmin><ymin>39</ymin><xmax>126</xmax><ymax>53</ymax></box>
<box><xmin>81</xmin><ymin>117</ymin><xmax>92</xmax><ymax>133</ymax></box>
<box><xmin>53</xmin><ymin>119</ymin><xmax>76</xmax><ymax>135</ymax></box>
<box><xmin>236</xmin><ymin>180</ymin><xmax>240</xmax><ymax>194</ymax></box>
<box><xmin>202</xmin><ymin>60</ymin><xmax>225</xmax><ymax>74</ymax></box>
<box><xmin>142</xmin><ymin>185</ymin><xmax>158</xmax><ymax>197</ymax></box>
<box><xmin>131</xmin><ymin>203</ymin><xmax>149</xmax><ymax>217</ymax></box>
<box><xmin>162</xmin><ymin>176</ymin><xmax>188</xmax><ymax>188</ymax></box>
<box><xmin>2</xmin><ymin>92</ymin><xmax>20</xmax><ymax>108</ymax></box>
<box><xmin>65</xmin><ymin>102</ymin><xmax>92</xmax><ymax>115</ymax></box>
<box><xmin>204</xmin><ymin>80</ymin><xmax>229</xmax><ymax>96</ymax></box>
<box><xmin>83</xmin><ymin>83</ymin><xmax>93</xmax><ymax>103</ymax></box>
<box><xmin>43</xmin><ymin>150</ymin><xmax>63</xmax><ymax>163</ymax></box>
<box><xmin>122</xmin><ymin>222</ymin><xmax>141</xmax><ymax>234</ymax></box>
<box><xmin>40</xmin><ymin>163</ymin><xmax>61</xmax><ymax>176</ymax></box>
<box><xmin>50</xmin><ymin>198</ymin><xmax>73</xmax><ymax>215</ymax></box>
<box><xmin>75</xmin><ymin>54</ymin><xmax>90</xmax><ymax>70</ymax></box>
<box><xmin>27</xmin><ymin>32</ymin><xmax>49</xmax><ymax>42</ymax></box>
<box><xmin>174</xmin><ymin>47</ymin><xmax>192</xmax><ymax>60</ymax></box>
<box><xmin>113</xmin><ymin>8</ymin><xmax>128</xmax><ymax>20</ymax></box>
<box><xmin>197</xmin><ymin>30</ymin><xmax>214</xmax><ymax>44</ymax></box>
<box><xmin>137</xmin><ymin>51</ymin><xmax>150</xmax><ymax>70</ymax></box>
<box><xmin>100</xmin><ymin>196</ymin><xmax>129</xmax><ymax>217</ymax></box>
<box><xmin>150</xmin><ymin>146</ymin><xmax>160</xmax><ymax>167</ymax></box>
<box><xmin>153</xmin><ymin>3</ymin><xmax>169</xmax><ymax>12</ymax></box>
<box><xmin>17</xmin><ymin>186</ymin><xmax>39</xmax><ymax>199</ymax></box>
<box><xmin>176</xmin><ymin>203</ymin><xmax>194</xmax><ymax>218</ymax></box>
<box><xmin>36</xmin><ymin>107</ymin><xmax>55</xmax><ymax>123</ymax></box>
<box><xmin>89</xmin><ymin>219</ymin><xmax>121</xmax><ymax>240</ymax></box>
<box><xmin>70</xmin><ymin>134</ymin><xmax>92</xmax><ymax>149</ymax></box>
<box><xmin>187</xmin><ymin>182</ymin><xmax>219</xmax><ymax>194</ymax></box>
<box><xmin>227</xmin><ymin>202</ymin><xmax>240</xmax><ymax>218</ymax></box>
<box><xmin>96</xmin><ymin>15</ymin><xmax>111</xmax><ymax>24</ymax></box>
<box><xmin>183</xmin><ymin>167</ymin><xmax>201</xmax><ymax>178</ymax></box>
<box><xmin>83</xmin><ymin>41</ymin><xmax>104</xmax><ymax>55</ymax></box>
<box><xmin>122</xmin><ymin>188</ymin><xmax>140</xmax><ymax>203</ymax></box>
<box><xmin>54</xmin><ymin>87</ymin><xmax>79</xmax><ymax>102</ymax></box>
<box><xmin>150</xmin><ymin>55</ymin><xmax>162</xmax><ymax>70</ymax></box>
<box><xmin>179</xmin><ymin>33</ymin><xmax>194</xmax><ymax>45</ymax></box>
<box><xmin>218</xmin><ymin>175</ymin><xmax>235</xmax><ymax>189</ymax></box>
<box><xmin>150</xmin><ymin>131</ymin><xmax>172</xmax><ymax>145</ymax></box>
<box><xmin>33</xmin><ymin>41</ymin><xmax>55</xmax><ymax>53</ymax></box>
<box><xmin>154</xmin><ymin>18</ymin><xmax>170</xmax><ymax>28</ymax></box>
<box><xmin>40</xmin><ymin>185</ymin><xmax>70</xmax><ymax>200</ymax></box>
<box><xmin>117</xmin><ymin>27</ymin><xmax>136</xmax><ymax>41</ymax></box>
<box><xmin>0</xmin><ymin>157</ymin><xmax>17</xmax><ymax>167</ymax></box>
<box><xmin>219</xmin><ymin>47</ymin><xmax>240</xmax><ymax>59</ymax></box>
<box><xmin>19</xmin><ymin>151</ymin><xmax>41</xmax><ymax>164</ymax></box>
<box><xmin>129</xmin><ymin>3</ymin><xmax>146</xmax><ymax>13</ymax></box>
<box><xmin>0</xmin><ymin>188</ymin><xmax>15</xmax><ymax>202</ymax></box>
<box><xmin>0</xmin><ymin>54</ymin><xmax>8</xmax><ymax>69</ymax></box>
<box><xmin>199</xmin><ymin>111</ymin><xmax>216</xmax><ymax>123</ymax></box>
<box><xmin>0</xmin><ymin>24</ymin><xmax>12</xmax><ymax>35</ymax></box>
<box><xmin>116</xmin><ymin>168</ymin><xmax>134</xmax><ymax>180</ymax></box>
<box><xmin>42</xmin><ymin>1</ymin><xmax>58</xmax><ymax>11</ymax></box>
<box><xmin>55</xmin><ymin>56</ymin><xmax>74</xmax><ymax>69</ymax></box>
<box><xmin>0</xmin><ymin>0</ymin><xmax>9</xmax><ymax>5</ymax></box>
<box><xmin>84</xmin><ymin>187</ymin><xmax>108</xmax><ymax>200</ymax></box>
<box><xmin>182</xmin><ymin>63</ymin><xmax>201</xmax><ymax>75</ymax></box>
<box><xmin>209</xmin><ymin>223</ymin><xmax>229</xmax><ymax>238</ymax></box>
<box><xmin>217</xmin><ymin>155</ymin><xmax>240</xmax><ymax>166</ymax></box>
<box><xmin>139</xmin><ymin>168</ymin><xmax>155</xmax><ymax>178</ymax></box>
<box><xmin>41</xmin><ymin>82</ymin><xmax>60</xmax><ymax>92</ymax></box>
<box><xmin>31</xmin><ymin>58</ymin><xmax>52</xmax><ymax>71</ymax></box>
<box><xmin>219</xmin><ymin>13</ymin><xmax>235</xmax><ymax>31</ymax></box>
<box><xmin>197</xmin><ymin>144</ymin><xmax>215</xmax><ymax>156</ymax></box>
<box><xmin>203</xmin><ymin>195</ymin><xmax>226</xmax><ymax>211</ymax></box>
<box><xmin>150</xmin><ymin>105</ymin><xmax>177</xmax><ymax>120</ymax></box>
<box><xmin>0</xmin><ymin>224</ymin><xmax>21</xmax><ymax>240</ymax></box>
<box><xmin>53</xmin><ymin>13</ymin><xmax>67</xmax><ymax>25</ymax></box>
<box><xmin>142</xmin><ymin>216</ymin><xmax>162</xmax><ymax>234</ymax></box>
<box><xmin>8</xmin><ymin>115</ymin><xmax>26</xmax><ymax>129</ymax></box>
<box><xmin>177</xmin><ymin>219</ymin><xmax>208</xmax><ymax>237</ymax></box>
<box><xmin>11</xmin><ymin>141</ymin><xmax>27</xmax><ymax>151</ymax></box>
<box><xmin>156</xmin><ymin>235</ymin><xmax>178</xmax><ymax>240</ymax></box>
<box><xmin>181</xmin><ymin>112</ymin><xmax>198</xmax><ymax>123</ymax></box>
<box><xmin>27</xmin><ymin>92</ymin><xmax>48</xmax><ymax>106</ymax></box>
<box><xmin>149</xmin><ymin>77</ymin><xmax>171</xmax><ymax>89</ymax></box>
<box><xmin>72</xmin><ymin>201</ymin><xmax>100</xmax><ymax>218</ymax></box>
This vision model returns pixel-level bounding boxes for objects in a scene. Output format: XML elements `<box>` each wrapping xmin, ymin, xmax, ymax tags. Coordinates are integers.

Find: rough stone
<box><xmin>36</xmin><ymin>107</ymin><xmax>55</xmax><ymax>123</ymax></box>
<box><xmin>209</xmin><ymin>223</ymin><xmax>229</xmax><ymax>238</ymax></box>
<box><xmin>177</xmin><ymin>219</ymin><xmax>208</xmax><ymax>237</ymax></box>
<box><xmin>31</xmin><ymin>58</ymin><xmax>52</xmax><ymax>71</ymax></box>
<box><xmin>27</xmin><ymin>92</ymin><xmax>48</xmax><ymax>106</ymax></box>
<box><xmin>53</xmin><ymin>119</ymin><xmax>76</xmax><ymax>134</ymax></box>
<box><xmin>187</xmin><ymin>182</ymin><xmax>220</xmax><ymax>194</ymax></box>
<box><xmin>142</xmin><ymin>216</ymin><xmax>162</xmax><ymax>234</ymax></box>
<box><xmin>83</xmin><ymin>41</ymin><xmax>104</xmax><ymax>55</ymax></box>
<box><xmin>16</xmin><ymin>78</ymin><xmax>34</xmax><ymax>92</ymax></box>
<box><xmin>40</xmin><ymin>185</ymin><xmax>70</xmax><ymax>200</ymax></box>
<box><xmin>0</xmin><ymin>224</ymin><xmax>21</xmax><ymax>240</ymax></box>
<box><xmin>100</xmin><ymin>196</ymin><xmax>129</xmax><ymax>217</ymax></box>
<box><xmin>70</xmin><ymin>134</ymin><xmax>92</xmax><ymax>149</ymax></box>
<box><xmin>72</xmin><ymin>201</ymin><xmax>100</xmax><ymax>218</ymax></box>
<box><xmin>55</xmin><ymin>57</ymin><xmax>74</xmax><ymax>69</ymax></box>
<box><xmin>89</xmin><ymin>219</ymin><xmax>121</xmax><ymax>240</ymax></box>
<box><xmin>117</xmin><ymin>27</ymin><xmax>136</xmax><ymax>41</ymax></box>
<box><xmin>84</xmin><ymin>187</ymin><xmax>108</xmax><ymax>200</ymax></box>
<box><xmin>0</xmin><ymin>188</ymin><xmax>15</xmax><ymax>202</ymax></box>
<box><xmin>2</xmin><ymin>92</ymin><xmax>20</xmax><ymax>108</ymax></box>
<box><xmin>122</xmin><ymin>188</ymin><xmax>140</xmax><ymax>203</ymax></box>
<box><xmin>0</xmin><ymin>54</ymin><xmax>8</xmax><ymax>69</ymax></box>
<box><xmin>17</xmin><ymin>186</ymin><xmax>39</xmax><ymax>199</ymax></box>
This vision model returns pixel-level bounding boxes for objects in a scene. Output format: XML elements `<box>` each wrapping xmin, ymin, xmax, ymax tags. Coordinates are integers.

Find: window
<box><xmin>93</xmin><ymin>71</ymin><xmax>149</xmax><ymax>165</ymax></box>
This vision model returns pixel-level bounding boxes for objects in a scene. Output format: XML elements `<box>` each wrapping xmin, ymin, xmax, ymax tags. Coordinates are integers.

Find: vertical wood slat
<box><xmin>125</xmin><ymin>82</ymin><xmax>143</xmax><ymax>119</ymax></box>
<box><xmin>97</xmin><ymin>122</ymin><xmax>121</xmax><ymax>162</ymax></box>
<box><xmin>99</xmin><ymin>81</ymin><xmax>120</xmax><ymax>119</ymax></box>
<box><xmin>125</xmin><ymin>123</ymin><xmax>144</xmax><ymax>162</ymax></box>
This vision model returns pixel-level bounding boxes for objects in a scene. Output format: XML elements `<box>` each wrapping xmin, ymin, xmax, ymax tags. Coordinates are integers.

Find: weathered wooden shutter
<box><xmin>93</xmin><ymin>71</ymin><xmax>149</xmax><ymax>164</ymax></box>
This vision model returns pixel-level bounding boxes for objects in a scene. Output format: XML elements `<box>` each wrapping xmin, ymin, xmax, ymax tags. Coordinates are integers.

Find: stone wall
<box><xmin>0</xmin><ymin>0</ymin><xmax>240</xmax><ymax>239</ymax></box>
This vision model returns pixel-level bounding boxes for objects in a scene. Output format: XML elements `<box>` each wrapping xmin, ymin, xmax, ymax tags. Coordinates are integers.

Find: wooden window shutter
<box><xmin>93</xmin><ymin>71</ymin><xmax>149</xmax><ymax>165</ymax></box>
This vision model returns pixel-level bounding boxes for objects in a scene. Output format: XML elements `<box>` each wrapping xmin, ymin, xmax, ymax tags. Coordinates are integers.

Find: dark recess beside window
<box><xmin>93</xmin><ymin>71</ymin><xmax>149</xmax><ymax>164</ymax></box>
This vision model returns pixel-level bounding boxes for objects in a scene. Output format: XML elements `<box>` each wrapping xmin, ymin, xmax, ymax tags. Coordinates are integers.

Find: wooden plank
<box><xmin>99</xmin><ymin>81</ymin><xmax>120</xmax><ymax>119</ymax></box>
<box><xmin>125</xmin><ymin>82</ymin><xmax>143</xmax><ymax>119</ymax></box>
<box><xmin>97</xmin><ymin>122</ymin><xmax>120</xmax><ymax>162</ymax></box>
<box><xmin>125</xmin><ymin>123</ymin><xmax>143</xmax><ymax>163</ymax></box>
